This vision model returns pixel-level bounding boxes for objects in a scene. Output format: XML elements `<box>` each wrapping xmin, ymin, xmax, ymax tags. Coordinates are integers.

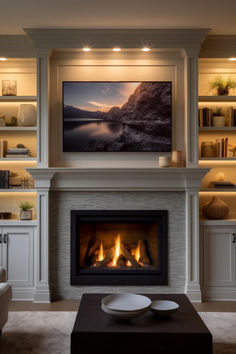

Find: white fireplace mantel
<box><xmin>27</xmin><ymin>166</ymin><xmax>209</xmax><ymax>303</ymax></box>
<box><xmin>27</xmin><ymin>167</ymin><xmax>209</xmax><ymax>191</ymax></box>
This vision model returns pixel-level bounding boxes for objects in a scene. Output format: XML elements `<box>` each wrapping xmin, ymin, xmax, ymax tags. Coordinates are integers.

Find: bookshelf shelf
<box><xmin>0</xmin><ymin>126</ymin><xmax>37</xmax><ymax>131</ymax></box>
<box><xmin>0</xmin><ymin>189</ymin><xmax>36</xmax><ymax>193</ymax></box>
<box><xmin>199</xmin><ymin>157</ymin><xmax>236</xmax><ymax>161</ymax></box>
<box><xmin>0</xmin><ymin>96</ymin><xmax>37</xmax><ymax>102</ymax></box>
<box><xmin>0</xmin><ymin>157</ymin><xmax>36</xmax><ymax>161</ymax></box>
<box><xmin>200</xmin><ymin>188</ymin><xmax>236</xmax><ymax>192</ymax></box>
<box><xmin>199</xmin><ymin>96</ymin><xmax>236</xmax><ymax>102</ymax></box>
<box><xmin>199</xmin><ymin>127</ymin><xmax>236</xmax><ymax>131</ymax></box>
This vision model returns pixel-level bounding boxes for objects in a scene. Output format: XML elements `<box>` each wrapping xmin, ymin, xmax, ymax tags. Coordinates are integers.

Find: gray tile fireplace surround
<box><xmin>49</xmin><ymin>191</ymin><xmax>185</xmax><ymax>300</ymax></box>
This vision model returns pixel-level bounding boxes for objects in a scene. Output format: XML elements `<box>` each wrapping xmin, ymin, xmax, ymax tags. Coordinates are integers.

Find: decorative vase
<box><xmin>202</xmin><ymin>196</ymin><xmax>229</xmax><ymax>219</ymax></box>
<box><xmin>213</xmin><ymin>115</ymin><xmax>225</xmax><ymax>127</ymax></box>
<box><xmin>17</xmin><ymin>104</ymin><xmax>36</xmax><ymax>126</ymax></box>
<box><xmin>20</xmin><ymin>210</ymin><xmax>32</xmax><ymax>220</ymax></box>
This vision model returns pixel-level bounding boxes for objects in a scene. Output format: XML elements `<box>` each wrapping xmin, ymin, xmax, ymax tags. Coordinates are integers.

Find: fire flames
<box><xmin>97</xmin><ymin>241</ymin><xmax>104</xmax><ymax>261</ymax></box>
<box><xmin>112</xmin><ymin>233</ymin><xmax>121</xmax><ymax>266</ymax></box>
<box><xmin>94</xmin><ymin>233</ymin><xmax>143</xmax><ymax>267</ymax></box>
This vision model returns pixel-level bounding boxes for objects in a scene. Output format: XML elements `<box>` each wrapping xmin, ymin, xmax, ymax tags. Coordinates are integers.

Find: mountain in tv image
<box><xmin>63</xmin><ymin>82</ymin><xmax>172</xmax><ymax>152</ymax></box>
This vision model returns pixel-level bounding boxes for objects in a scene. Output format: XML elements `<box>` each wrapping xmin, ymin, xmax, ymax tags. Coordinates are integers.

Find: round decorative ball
<box><xmin>202</xmin><ymin>196</ymin><xmax>229</xmax><ymax>219</ymax></box>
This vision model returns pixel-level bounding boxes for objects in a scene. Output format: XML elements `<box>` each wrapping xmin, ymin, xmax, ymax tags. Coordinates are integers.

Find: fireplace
<box><xmin>71</xmin><ymin>210</ymin><xmax>168</xmax><ymax>285</ymax></box>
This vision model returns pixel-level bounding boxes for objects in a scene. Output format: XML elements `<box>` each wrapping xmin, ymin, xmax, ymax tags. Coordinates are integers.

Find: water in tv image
<box><xmin>63</xmin><ymin>82</ymin><xmax>172</xmax><ymax>152</ymax></box>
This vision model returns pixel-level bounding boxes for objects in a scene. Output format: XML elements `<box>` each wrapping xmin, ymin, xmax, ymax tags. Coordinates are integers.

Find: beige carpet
<box><xmin>0</xmin><ymin>311</ymin><xmax>235</xmax><ymax>353</ymax></box>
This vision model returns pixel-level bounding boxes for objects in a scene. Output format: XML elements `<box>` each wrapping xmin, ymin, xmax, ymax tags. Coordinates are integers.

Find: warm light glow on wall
<box><xmin>0</xmin><ymin>160</ymin><xmax>37</xmax><ymax>163</ymax></box>
<box><xmin>0</xmin><ymin>57</ymin><xmax>7</xmax><ymax>61</ymax></box>
<box><xmin>229</xmin><ymin>58</ymin><xmax>236</xmax><ymax>61</ymax></box>
<box><xmin>112</xmin><ymin>47</ymin><xmax>121</xmax><ymax>52</ymax></box>
<box><xmin>82</xmin><ymin>47</ymin><xmax>91</xmax><ymax>52</ymax></box>
<box><xmin>199</xmin><ymin>191</ymin><xmax>236</xmax><ymax>195</ymax></box>
<box><xmin>0</xmin><ymin>192</ymin><xmax>37</xmax><ymax>196</ymax></box>
<box><xmin>142</xmin><ymin>47</ymin><xmax>150</xmax><ymax>52</ymax></box>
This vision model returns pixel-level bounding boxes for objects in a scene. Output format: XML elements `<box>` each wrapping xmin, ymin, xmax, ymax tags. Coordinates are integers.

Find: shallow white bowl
<box><xmin>150</xmin><ymin>300</ymin><xmax>179</xmax><ymax>316</ymax></box>
<box><xmin>101</xmin><ymin>303</ymin><xmax>148</xmax><ymax>319</ymax></box>
<box><xmin>102</xmin><ymin>293</ymin><xmax>151</xmax><ymax>312</ymax></box>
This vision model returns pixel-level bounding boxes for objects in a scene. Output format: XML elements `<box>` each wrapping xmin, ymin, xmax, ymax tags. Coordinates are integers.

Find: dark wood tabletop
<box><xmin>71</xmin><ymin>293</ymin><xmax>212</xmax><ymax>354</ymax></box>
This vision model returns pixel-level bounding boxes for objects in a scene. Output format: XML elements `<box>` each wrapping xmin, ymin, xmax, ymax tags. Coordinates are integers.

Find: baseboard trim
<box><xmin>12</xmin><ymin>288</ymin><xmax>35</xmax><ymax>301</ymax></box>
<box><xmin>34</xmin><ymin>288</ymin><xmax>50</xmax><ymax>303</ymax></box>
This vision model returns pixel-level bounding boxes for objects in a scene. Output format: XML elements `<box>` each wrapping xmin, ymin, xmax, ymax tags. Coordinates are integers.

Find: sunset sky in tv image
<box><xmin>63</xmin><ymin>82</ymin><xmax>140</xmax><ymax>112</ymax></box>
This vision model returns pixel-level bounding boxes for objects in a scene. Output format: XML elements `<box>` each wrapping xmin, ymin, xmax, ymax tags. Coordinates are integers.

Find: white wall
<box><xmin>49</xmin><ymin>51</ymin><xmax>185</xmax><ymax>167</ymax></box>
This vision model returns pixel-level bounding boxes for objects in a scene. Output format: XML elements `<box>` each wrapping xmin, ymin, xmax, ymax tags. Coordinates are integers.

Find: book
<box><xmin>0</xmin><ymin>170</ymin><xmax>10</xmax><ymax>188</ymax></box>
<box><xmin>0</xmin><ymin>140</ymin><xmax>8</xmax><ymax>158</ymax></box>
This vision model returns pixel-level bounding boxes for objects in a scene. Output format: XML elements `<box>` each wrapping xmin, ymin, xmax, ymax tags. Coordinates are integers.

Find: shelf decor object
<box><xmin>17</xmin><ymin>104</ymin><xmax>36</xmax><ymax>126</ymax></box>
<box><xmin>18</xmin><ymin>201</ymin><xmax>34</xmax><ymax>220</ymax></box>
<box><xmin>2</xmin><ymin>80</ymin><xmax>17</xmax><ymax>96</ymax></box>
<box><xmin>209</xmin><ymin>75</ymin><xmax>236</xmax><ymax>96</ymax></box>
<box><xmin>202</xmin><ymin>196</ymin><xmax>229</xmax><ymax>219</ymax></box>
<box><xmin>212</xmin><ymin>107</ymin><xmax>225</xmax><ymax>127</ymax></box>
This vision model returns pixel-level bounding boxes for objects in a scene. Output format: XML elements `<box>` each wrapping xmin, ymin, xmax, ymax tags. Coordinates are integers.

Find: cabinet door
<box><xmin>2</xmin><ymin>227</ymin><xmax>34</xmax><ymax>287</ymax></box>
<box><xmin>203</xmin><ymin>227</ymin><xmax>236</xmax><ymax>287</ymax></box>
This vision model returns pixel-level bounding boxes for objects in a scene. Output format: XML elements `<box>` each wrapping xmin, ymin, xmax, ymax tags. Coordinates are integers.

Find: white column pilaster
<box><xmin>33</xmin><ymin>171</ymin><xmax>55</xmax><ymax>302</ymax></box>
<box><xmin>36</xmin><ymin>49</ymin><xmax>51</xmax><ymax>167</ymax></box>
<box><xmin>184</xmin><ymin>48</ymin><xmax>200</xmax><ymax>168</ymax></box>
<box><xmin>185</xmin><ymin>188</ymin><xmax>202</xmax><ymax>301</ymax></box>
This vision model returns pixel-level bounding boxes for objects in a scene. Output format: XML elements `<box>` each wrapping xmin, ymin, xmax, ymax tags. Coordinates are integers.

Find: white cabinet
<box><xmin>201</xmin><ymin>223</ymin><xmax>236</xmax><ymax>300</ymax></box>
<box><xmin>0</xmin><ymin>224</ymin><xmax>36</xmax><ymax>300</ymax></box>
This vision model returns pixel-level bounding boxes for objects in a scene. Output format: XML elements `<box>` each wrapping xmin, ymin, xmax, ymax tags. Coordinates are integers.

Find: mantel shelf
<box><xmin>26</xmin><ymin>167</ymin><xmax>210</xmax><ymax>192</ymax></box>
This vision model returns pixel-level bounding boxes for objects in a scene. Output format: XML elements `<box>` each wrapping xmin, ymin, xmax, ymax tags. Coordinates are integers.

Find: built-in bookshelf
<box><xmin>198</xmin><ymin>58</ymin><xmax>236</xmax><ymax>222</ymax></box>
<box><xmin>0</xmin><ymin>59</ymin><xmax>37</xmax><ymax>221</ymax></box>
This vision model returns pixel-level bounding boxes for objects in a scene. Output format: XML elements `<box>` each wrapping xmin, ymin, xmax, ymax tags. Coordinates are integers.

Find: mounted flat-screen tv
<box><xmin>63</xmin><ymin>81</ymin><xmax>172</xmax><ymax>152</ymax></box>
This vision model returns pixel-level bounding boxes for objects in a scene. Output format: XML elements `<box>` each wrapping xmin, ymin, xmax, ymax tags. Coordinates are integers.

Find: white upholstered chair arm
<box><xmin>0</xmin><ymin>267</ymin><xmax>6</xmax><ymax>282</ymax></box>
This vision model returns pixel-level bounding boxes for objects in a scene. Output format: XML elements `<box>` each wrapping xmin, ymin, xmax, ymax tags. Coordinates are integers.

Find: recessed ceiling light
<box><xmin>112</xmin><ymin>47</ymin><xmax>121</xmax><ymax>52</ymax></box>
<box><xmin>82</xmin><ymin>47</ymin><xmax>91</xmax><ymax>52</ymax></box>
<box><xmin>229</xmin><ymin>57</ymin><xmax>236</xmax><ymax>61</ymax></box>
<box><xmin>0</xmin><ymin>57</ymin><xmax>7</xmax><ymax>61</ymax></box>
<box><xmin>142</xmin><ymin>47</ymin><xmax>150</xmax><ymax>52</ymax></box>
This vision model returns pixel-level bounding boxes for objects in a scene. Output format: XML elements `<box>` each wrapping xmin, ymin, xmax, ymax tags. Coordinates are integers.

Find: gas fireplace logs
<box><xmin>86</xmin><ymin>235</ymin><xmax>151</xmax><ymax>269</ymax></box>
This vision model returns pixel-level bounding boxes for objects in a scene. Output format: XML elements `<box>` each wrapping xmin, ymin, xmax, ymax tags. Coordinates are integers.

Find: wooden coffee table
<box><xmin>71</xmin><ymin>294</ymin><xmax>212</xmax><ymax>354</ymax></box>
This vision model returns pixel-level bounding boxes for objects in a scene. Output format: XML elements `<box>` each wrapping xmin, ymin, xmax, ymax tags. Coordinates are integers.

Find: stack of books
<box><xmin>0</xmin><ymin>140</ymin><xmax>8</xmax><ymax>158</ymax></box>
<box><xmin>227</xmin><ymin>107</ymin><xmax>236</xmax><ymax>126</ymax></box>
<box><xmin>199</xmin><ymin>107</ymin><xmax>213</xmax><ymax>127</ymax></box>
<box><xmin>215</xmin><ymin>137</ymin><xmax>229</xmax><ymax>157</ymax></box>
<box><xmin>6</xmin><ymin>147</ymin><xmax>31</xmax><ymax>158</ymax></box>
<box><xmin>0</xmin><ymin>170</ymin><xmax>10</xmax><ymax>188</ymax></box>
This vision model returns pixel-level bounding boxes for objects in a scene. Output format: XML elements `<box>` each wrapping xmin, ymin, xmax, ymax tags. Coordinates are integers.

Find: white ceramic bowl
<box><xmin>102</xmin><ymin>293</ymin><xmax>151</xmax><ymax>312</ymax></box>
<box><xmin>101</xmin><ymin>304</ymin><xmax>148</xmax><ymax>319</ymax></box>
<box><xmin>150</xmin><ymin>300</ymin><xmax>179</xmax><ymax>316</ymax></box>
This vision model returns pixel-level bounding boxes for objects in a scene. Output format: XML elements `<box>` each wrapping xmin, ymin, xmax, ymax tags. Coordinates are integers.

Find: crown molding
<box><xmin>24</xmin><ymin>28</ymin><xmax>210</xmax><ymax>54</ymax></box>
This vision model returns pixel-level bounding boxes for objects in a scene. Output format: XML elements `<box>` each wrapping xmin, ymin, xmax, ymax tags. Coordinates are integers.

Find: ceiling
<box><xmin>1</xmin><ymin>0</ymin><xmax>236</xmax><ymax>36</ymax></box>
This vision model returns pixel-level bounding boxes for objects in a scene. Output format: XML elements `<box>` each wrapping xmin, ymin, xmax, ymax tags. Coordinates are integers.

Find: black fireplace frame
<box><xmin>71</xmin><ymin>210</ymin><xmax>168</xmax><ymax>285</ymax></box>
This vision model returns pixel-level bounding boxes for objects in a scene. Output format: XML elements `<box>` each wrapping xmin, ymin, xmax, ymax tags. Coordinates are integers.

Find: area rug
<box><xmin>0</xmin><ymin>311</ymin><xmax>236</xmax><ymax>354</ymax></box>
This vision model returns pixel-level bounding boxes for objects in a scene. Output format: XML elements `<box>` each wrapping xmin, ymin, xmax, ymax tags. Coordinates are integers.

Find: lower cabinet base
<box><xmin>12</xmin><ymin>287</ymin><xmax>35</xmax><ymax>301</ymax></box>
<box><xmin>11</xmin><ymin>287</ymin><xmax>50</xmax><ymax>303</ymax></box>
<box><xmin>202</xmin><ymin>289</ymin><xmax>236</xmax><ymax>301</ymax></box>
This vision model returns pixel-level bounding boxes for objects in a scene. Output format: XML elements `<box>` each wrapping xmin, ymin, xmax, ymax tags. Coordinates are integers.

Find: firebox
<box><xmin>71</xmin><ymin>210</ymin><xmax>168</xmax><ymax>285</ymax></box>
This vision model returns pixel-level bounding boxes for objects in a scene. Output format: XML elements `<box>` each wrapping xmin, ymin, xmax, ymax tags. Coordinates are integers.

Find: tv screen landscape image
<box><xmin>63</xmin><ymin>81</ymin><xmax>172</xmax><ymax>152</ymax></box>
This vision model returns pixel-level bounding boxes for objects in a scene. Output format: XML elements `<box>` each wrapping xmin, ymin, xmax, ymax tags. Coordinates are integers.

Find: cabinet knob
<box><xmin>0</xmin><ymin>234</ymin><xmax>2</xmax><ymax>243</ymax></box>
<box><xmin>3</xmin><ymin>234</ymin><xmax>7</xmax><ymax>244</ymax></box>
<box><xmin>233</xmin><ymin>235</ymin><xmax>236</xmax><ymax>243</ymax></box>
